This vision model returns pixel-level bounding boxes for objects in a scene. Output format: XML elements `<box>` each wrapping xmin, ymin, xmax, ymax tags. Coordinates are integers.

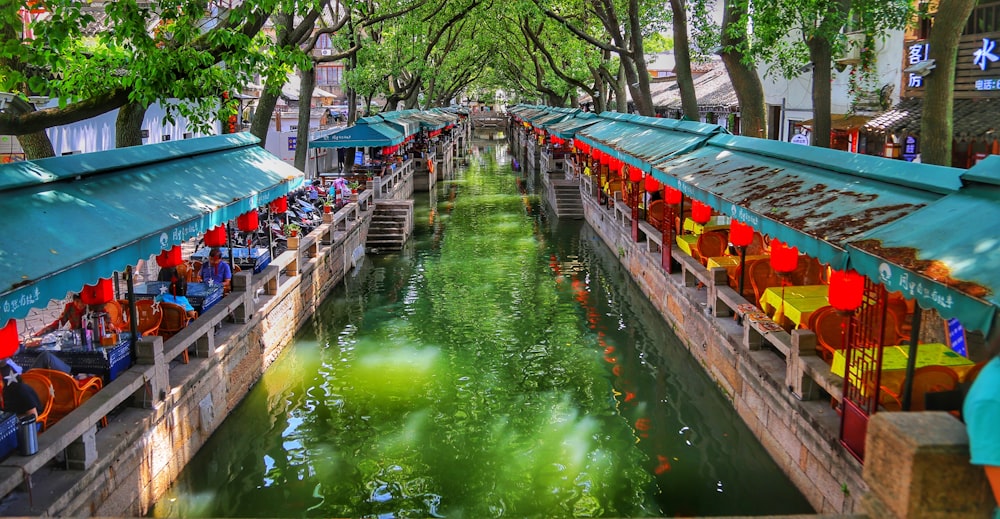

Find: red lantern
<box><xmin>644</xmin><ymin>175</ymin><xmax>661</xmax><ymax>192</ymax></box>
<box><xmin>237</xmin><ymin>209</ymin><xmax>259</xmax><ymax>232</ymax></box>
<box><xmin>691</xmin><ymin>200</ymin><xmax>712</xmax><ymax>224</ymax></box>
<box><xmin>270</xmin><ymin>195</ymin><xmax>288</xmax><ymax>214</ymax></box>
<box><xmin>81</xmin><ymin>278</ymin><xmax>115</xmax><ymax>305</ymax></box>
<box><xmin>0</xmin><ymin>319</ymin><xmax>18</xmax><ymax>358</ymax></box>
<box><xmin>155</xmin><ymin>245</ymin><xmax>182</xmax><ymax>268</ymax></box>
<box><xmin>729</xmin><ymin>220</ymin><xmax>754</xmax><ymax>247</ymax></box>
<box><xmin>770</xmin><ymin>240</ymin><xmax>799</xmax><ymax>274</ymax></box>
<box><xmin>665</xmin><ymin>187</ymin><xmax>682</xmax><ymax>204</ymax></box>
<box><xmin>829</xmin><ymin>270</ymin><xmax>865</xmax><ymax>312</ymax></box>
<box><xmin>628</xmin><ymin>164</ymin><xmax>643</xmax><ymax>183</ymax></box>
<box><xmin>600</xmin><ymin>151</ymin><xmax>610</xmax><ymax>165</ymax></box>
<box><xmin>205</xmin><ymin>225</ymin><xmax>227</xmax><ymax>247</ymax></box>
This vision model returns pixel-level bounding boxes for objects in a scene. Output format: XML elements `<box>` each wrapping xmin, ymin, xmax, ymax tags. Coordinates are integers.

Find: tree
<box><xmin>718</xmin><ymin>0</ymin><xmax>765</xmax><ymax>137</ymax></box>
<box><xmin>921</xmin><ymin>1</ymin><xmax>977</xmax><ymax>166</ymax></box>
<box><xmin>734</xmin><ymin>0</ymin><xmax>909</xmax><ymax>147</ymax></box>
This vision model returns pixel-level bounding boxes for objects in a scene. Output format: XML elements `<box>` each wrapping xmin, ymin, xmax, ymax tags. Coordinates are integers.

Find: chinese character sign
<box><xmin>973</xmin><ymin>38</ymin><xmax>999</xmax><ymax>71</ymax></box>
<box><xmin>908</xmin><ymin>43</ymin><xmax>929</xmax><ymax>65</ymax></box>
<box><xmin>908</xmin><ymin>74</ymin><xmax>924</xmax><ymax>88</ymax></box>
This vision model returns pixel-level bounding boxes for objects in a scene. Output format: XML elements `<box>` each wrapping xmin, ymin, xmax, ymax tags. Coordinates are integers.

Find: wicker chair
<box><xmin>748</xmin><ymin>260</ymin><xmax>784</xmax><ymax>307</ymax></box>
<box><xmin>135</xmin><ymin>299</ymin><xmax>163</xmax><ymax>337</ymax></box>
<box><xmin>807</xmin><ymin>306</ymin><xmax>848</xmax><ymax>362</ymax></box>
<box><xmin>647</xmin><ymin>200</ymin><xmax>666</xmax><ymax>230</ymax></box>
<box><xmin>19</xmin><ymin>372</ymin><xmax>56</xmax><ymax>431</ymax></box>
<box><xmin>23</xmin><ymin>369</ymin><xmax>104</xmax><ymax>426</ymax></box>
<box><xmin>880</xmin><ymin>365</ymin><xmax>960</xmax><ymax>412</ymax></box>
<box><xmin>158</xmin><ymin>302</ymin><xmax>192</xmax><ymax>363</ymax></box>
<box><xmin>692</xmin><ymin>231</ymin><xmax>729</xmax><ymax>267</ymax></box>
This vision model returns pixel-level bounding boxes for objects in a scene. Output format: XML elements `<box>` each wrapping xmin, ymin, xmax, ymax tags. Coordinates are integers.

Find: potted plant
<box><xmin>283</xmin><ymin>222</ymin><xmax>300</xmax><ymax>237</ymax></box>
<box><xmin>322</xmin><ymin>199</ymin><xmax>334</xmax><ymax>214</ymax></box>
<box><xmin>348</xmin><ymin>180</ymin><xmax>361</xmax><ymax>194</ymax></box>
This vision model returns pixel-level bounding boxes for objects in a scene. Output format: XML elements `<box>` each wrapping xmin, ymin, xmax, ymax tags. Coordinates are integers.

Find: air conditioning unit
<box><xmin>320</xmin><ymin>49</ymin><xmax>331</xmax><ymax>56</ymax></box>
<box><xmin>836</xmin><ymin>32</ymin><xmax>865</xmax><ymax>65</ymax></box>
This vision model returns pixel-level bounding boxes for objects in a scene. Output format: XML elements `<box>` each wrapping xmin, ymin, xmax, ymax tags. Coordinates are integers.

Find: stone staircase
<box><xmin>366</xmin><ymin>200</ymin><xmax>414</xmax><ymax>253</ymax></box>
<box><xmin>549</xmin><ymin>179</ymin><xmax>584</xmax><ymax>219</ymax></box>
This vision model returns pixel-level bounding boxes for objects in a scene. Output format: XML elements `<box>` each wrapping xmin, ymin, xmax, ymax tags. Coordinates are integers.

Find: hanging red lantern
<box><xmin>829</xmin><ymin>269</ymin><xmax>866</xmax><ymax>312</ymax></box>
<box><xmin>729</xmin><ymin>220</ymin><xmax>754</xmax><ymax>247</ymax></box>
<box><xmin>691</xmin><ymin>200</ymin><xmax>712</xmax><ymax>224</ymax></box>
<box><xmin>665</xmin><ymin>187</ymin><xmax>682</xmax><ymax>204</ymax></box>
<box><xmin>237</xmin><ymin>209</ymin><xmax>259</xmax><ymax>232</ymax></box>
<box><xmin>270</xmin><ymin>195</ymin><xmax>288</xmax><ymax>214</ymax></box>
<box><xmin>644</xmin><ymin>175</ymin><xmax>661</xmax><ymax>192</ymax></box>
<box><xmin>81</xmin><ymin>278</ymin><xmax>115</xmax><ymax>305</ymax></box>
<box><xmin>205</xmin><ymin>225</ymin><xmax>227</xmax><ymax>247</ymax></box>
<box><xmin>155</xmin><ymin>245</ymin><xmax>182</xmax><ymax>268</ymax></box>
<box><xmin>770</xmin><ymin>240</ymin><xmax>799</xmax><ymax>274</ymax></box>
<box><xmin>0</xmin><ymin>319</ymin><xmax>18</xmax><ymax>358</ymax></box>
<box><xmin>599</xmin><ymin>151</ymin><xmax>610</xmax><ymax>165</ymax></box>
<box><xmin>628</xmin><ymin>164</ymin><xmax>643</xmax><ymax>183</ymax></box>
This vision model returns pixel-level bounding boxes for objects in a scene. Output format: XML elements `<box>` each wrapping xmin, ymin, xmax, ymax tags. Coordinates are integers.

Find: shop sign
<box><xmin>906</xmin><ymin>38</ymin><xmax>1000</xmax><ymax>90</ymax></box>
<box><xmin>902</xmin><ymin>135</ymin><xmax>919</xmax><ymax>162</ymax></box>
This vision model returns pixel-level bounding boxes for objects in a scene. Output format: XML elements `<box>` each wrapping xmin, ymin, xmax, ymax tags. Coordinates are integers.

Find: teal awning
<box><xmin>544</xmin><ymin>113</ymin><xmax>601</xmax><ymax>139</ymax></box>
<box><xmin>362</xmin><ymin>114</ymin><xmax>418</xmax><ymax>138</ymax></box>
<box><xmin>578</xmin><ymin>114</ymin><xmax>726</xmax><ymax>173</ymax></box>
<box><xmin>0</xmin><ymin>133</ymin><xmax>304</xmax><ymax>323</ymax></box>
<box><xmin>309</xmin><ymin>121</ymin><xmax>404</xmax><ymax>148</ymax></box>
<box><xmin>652</xmin><ymin>134</ymin><xmax>962</xmax><ymax>268</ymax></box>
<box><xmin>844</xmin><ymin>158</ymin><xmax>1000</xmax><ymax>333</ymax></box>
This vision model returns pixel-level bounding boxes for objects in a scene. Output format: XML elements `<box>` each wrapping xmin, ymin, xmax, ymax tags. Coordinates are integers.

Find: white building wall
<box><xmin>759</xmin><ymin>29</ymin><xmax>905</xmax><ymax>143</ymax></box>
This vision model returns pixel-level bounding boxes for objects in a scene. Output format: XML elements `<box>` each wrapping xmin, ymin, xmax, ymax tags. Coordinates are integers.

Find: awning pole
<box><xmin>126</xmin><ymin>265</ymin><xmax>138</xmax><ymax>342</ymax></box>
<box><xmin>900</xmin><ymin>306</ymin><xmax>923</xmax><ymax>411</ymax></box>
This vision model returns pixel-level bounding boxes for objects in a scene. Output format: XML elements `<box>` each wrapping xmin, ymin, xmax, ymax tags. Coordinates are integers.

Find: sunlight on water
<box><xmin>151</xmin><ymin>139</ymin><xmax>813</xmax><ymax>518</ymax></box>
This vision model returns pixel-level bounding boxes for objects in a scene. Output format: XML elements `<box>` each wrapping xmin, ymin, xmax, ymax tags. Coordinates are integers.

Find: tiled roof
<box><xmin>863</xmin><ymin>97</ymin><xmax>1000</xmax><ymax>142</ymax></box>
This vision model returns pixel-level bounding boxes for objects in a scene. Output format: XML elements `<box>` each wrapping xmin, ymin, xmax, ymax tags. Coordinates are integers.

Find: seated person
<box><xmin>157</xmin><ymin>266</ymin><xmax>178</xmax><ymax>282</ymax></box>
<box><xmin>34</xmin><ymin>293</ymin><xmax>87</xmax><ymax>336</ymax></box>
<box><xmin>197</xmin><ymin>248</ymin><xmax>232</xmax><ymax>294</ymax></box>
<box><xmin>1</xmin><ymin>359</ymin><xmax>42</xmax><ymax>418</ymax></box>
<box><xmin>30</xmin><ymin>351</ymin><xmax>72</xmax><ymax>375</ymax></box>
<box><xmin>156</xmin><ymin>278</ymin><xmax>198</xmax><ymax>320</ymax></box>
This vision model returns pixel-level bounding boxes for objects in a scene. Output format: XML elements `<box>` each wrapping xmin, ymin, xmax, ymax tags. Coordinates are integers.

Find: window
<box><xmin>317</xmin><ymin>33</ymin><xmax>332</xmax><ymax>49</ymax></box>
<box><xmin>965</xmin><ymin>1</ymin><xmax>1000</xmax><ymax>35</ymax></box>
<box><xmin>316</xmin><ymin>64</ymin><xmax>343</xmax><ymax>86</ymax></box>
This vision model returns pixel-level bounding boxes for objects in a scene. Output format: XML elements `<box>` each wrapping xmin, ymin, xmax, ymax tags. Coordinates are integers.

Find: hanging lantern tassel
<box><xmin>0</xmin><ymin>319</ymin><xmax>19</xmax><ymax>358</ymax></box>
<box><xmin>770</xmin><ymin>240</ymin><xmax>799</xmax><ymax>274</ymax></box>
<box><xmin>205</xmin><ymin>225</ymin><xmax>227</xmax><ymax>247</ymax></box>
<box><xmin>691</xmin><ymin>200</ymin><xmax>712</xmax><ymax>225</ymax></box>
<box><xmin>81</xmin><ymin>278</ymin><xmax>115</xmax><ymax>305</ymax></box>
<box><xmin>155</xmin><ymin>245</ymin><xmax>183</xmax><ymax>268</ymax></box>
<box><xmin>237</xmin><ymin>209</ymin><xmax>259</xmax><ymax>232</ymax></box>
<box><xmin>829</xmin><ymin>269</ymin><xmax>865</xmax><ymax>312</ymax></box>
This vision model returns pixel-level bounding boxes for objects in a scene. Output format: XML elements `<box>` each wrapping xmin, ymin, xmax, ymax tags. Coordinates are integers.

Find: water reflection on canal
<box><xmin>152</xmin><ymin>138</ymin><xmax>813</xmax><ymax>518</ymax></box>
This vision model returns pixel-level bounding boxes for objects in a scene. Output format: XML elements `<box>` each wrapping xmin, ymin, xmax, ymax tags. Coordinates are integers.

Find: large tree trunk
<box><xmin>252</xmin><ymin>90</ymin><xmax>279</xmax><ymax>147</ymax></box>
<box><xmin>295</xmin><ymin>67</ymin><xmax>316</xmax><ymax>172</ymax></box>
<box><xmin>669</xmin><ymin>0</ymin><xmax>699</xmax><ymax>120</ymax></box>
<box><xmin>807</xmin><ymin>37</ymin><xmax>833</xmax><ymax>148</ymax></box>
<box><xmin>922</xmin><ymin>0</ymin><xmax>977</xmax><ymax>166</ymax></box>
<box><xmin>719</xmin><ymin>0</ymin><xmax>766</xmax><ymax>137</ymax></box>
<box><xmin>615</xmin><ymin>65</ymin><xmax>628</xmax><ymax>112</ymax></box>
<box><xmin>116</xmin><ymin>102</ymin><xmax>147</xmax><ymax>148</ymax></box>
<box><xmin>18</xmin><ymin>131</ymin><xmax>55</xmax><ymax>159</ymax></box>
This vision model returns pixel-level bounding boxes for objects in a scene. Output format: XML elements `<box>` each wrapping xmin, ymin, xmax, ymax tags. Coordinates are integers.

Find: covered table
<box><xmin>132</xmin><ymin>281</ymin><xmax>223</xmax><ymax>313</ymax></box>
<box><xmin>191</xmin><ymin>247</ymin><xmax>271</xmax><ymax>275</ymax></box>
<box><xmin>758</xmin><ymin>285</ymin><xmax>830</xmax><ymax>329</ymax></box>
<box><xmin>13</xmin><ymin>331</ymin><xmax>134</xmax><ymax>382</ymax></box>
<box><xmin>831</xmin><ymin>343</ymin><xmax>976</xmax><ymax>396</ymax></box>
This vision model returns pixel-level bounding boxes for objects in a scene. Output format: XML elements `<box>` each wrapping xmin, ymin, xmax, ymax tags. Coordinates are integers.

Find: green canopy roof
<box><xmin>652</xmin><ymin>134</ymin><xmax>962</xmax><ymax>268</ymax></box>
<box><xmin>362</xmin><ymin>114</ymin><xmax>419</xmax><ymax>138</ymax></box>
<box><xmin>544</xmin><ymin>113</ymin><xmax>601</xmax><ymax>139</ymax></box>
<box><xmin>0</xmin><ymin>133</ymin><xmax>303</xmax><ymax>323</ymax></box>
<box><xmin>310</xmin><ymin>121</ymin><xmax>404</xmax><ymax>148</ymax></box>
<box><xmin>844</xmin><ymin>157</ymin><xmax>1000</xmax><ymax>333</ymax></box>
<box><xmin>578</xmin><ymin>113</ymin><xmax>727</xmax><ymax>173</ymax></box>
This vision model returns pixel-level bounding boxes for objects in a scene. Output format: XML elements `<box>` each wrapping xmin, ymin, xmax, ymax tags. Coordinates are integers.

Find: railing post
<box><xmin>66</xmin><ymin>425</ymin><xmax>98</xmax><ymax>470</ymax></box>
<box><xmin>788</xmin><ymin>329</ymin><xmax>820</xmax><ymax>400</ymax></box>
<box><xmin>132</xmin><ymin>335</ymin><xmax>167</xmax><ymax>408</ymax></box>
<box><xmin>709</xmin><ymin>267</ymin><xmax>731</xmax><ymax>317</ymax></box>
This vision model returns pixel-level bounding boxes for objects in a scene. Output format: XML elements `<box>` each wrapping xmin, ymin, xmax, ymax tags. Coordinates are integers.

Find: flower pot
<box><xmin>324</xmin><ymin>205</ymin><xmax>332</xmax><ymax>214</ymax></box>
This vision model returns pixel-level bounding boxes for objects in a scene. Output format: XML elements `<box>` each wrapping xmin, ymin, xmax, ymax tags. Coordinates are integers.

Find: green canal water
<box><xmin>151</xmin><ymin>140</ymin><xmax>813</xmax><ymax>518</ymax></box>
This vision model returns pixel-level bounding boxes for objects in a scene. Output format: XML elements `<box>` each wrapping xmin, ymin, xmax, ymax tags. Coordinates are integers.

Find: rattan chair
<box><xmin>135</xmin><ymin>299</ymin><xmax>163</xmax><ymax>337</ymax></box>
<box><xmin>880</xmin><ymin>365</ymin><xmax>960</xmax><ymax>412</ymax></box>
<box><xmin>158</xmin><ymin>302</ymin><xmax>192</xmax><ymax>363</ymax></box>
<box><xmin>807</xmin><ymin>306</ymin><xmax>848</xmax><ymax>363</ymax></box>
<box><xmin>18</xmin><ymin>372</ymin><xmax>56</xmax><ymax>431</ymax></box>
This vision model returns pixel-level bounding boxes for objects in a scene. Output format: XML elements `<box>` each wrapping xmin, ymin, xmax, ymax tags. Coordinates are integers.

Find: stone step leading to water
<box><xmin>366</xmin><ymin>200</ymin><xmax>415</xmax><ymax>252</ymax></box>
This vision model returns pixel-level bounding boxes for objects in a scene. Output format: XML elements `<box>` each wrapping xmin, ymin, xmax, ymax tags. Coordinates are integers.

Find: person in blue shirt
<box><xmin>964</xmin><ymin>347</ymin><xmax>1000</xmax><ymax>518</ymax></box>
<box><xmin>155</xmin><ymin>278</ymin><xmax>198</xmax><ymax>320</ymax></box>
<box><xmin>197</xmin><ymin>248</ymin><xmax>232</xmax><ymax>294</ymax></box>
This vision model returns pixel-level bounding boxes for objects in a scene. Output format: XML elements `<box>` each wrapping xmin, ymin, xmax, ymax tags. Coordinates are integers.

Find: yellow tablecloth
<box><xmin>706</xmin><ymin>255</ymin><xmax>770</xmax><ymax>274</ymax></box>
<box><xmin>831</xmin><ymin>343</ymin><xmax>976</xmax><ymax>394</ymax></box>
<box><xmin>683</xmin><ymin>216</ymin><xmax>730</xmax><ymax>235</ymax></box>
<box><xmin>676</xmin><ymin>234</ymin><xmax>698</xmax><ymax>256</ymax></box>
<box><xmin>758</xmin><ymin>285</ymin><xmax>829</xmax><ymax>329</ymax></box>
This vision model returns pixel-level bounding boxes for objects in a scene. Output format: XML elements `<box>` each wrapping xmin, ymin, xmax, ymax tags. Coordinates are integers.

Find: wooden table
<box><xmin>676</xmin><ymin>234</ymin><xmax>698</xmax><ymax>256</ymax></box>
<box><xmin>831</xmin><ymin>343</ymin><xmax>976</xmax><ymax>395</ymax></box>
<box><xmin>706</xmin><ymin>255</ymin><xmax>770</xmax><ymax>276</ymax></box>
<box><xmin>683</xmin><ymin>216</ymin><xmax>730</xmax><ymax>235</ymax></box>
<box><xmin>758</xmin><ymin>284</ymin><xmax>830</xmax><ymax>329</ymax></box>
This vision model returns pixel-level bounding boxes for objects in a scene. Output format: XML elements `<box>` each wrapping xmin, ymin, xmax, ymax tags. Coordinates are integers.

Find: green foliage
<box><xmin>644</xmin><ymin>32</ymin><xmax>674</xmax><ymax>53</ymax></box>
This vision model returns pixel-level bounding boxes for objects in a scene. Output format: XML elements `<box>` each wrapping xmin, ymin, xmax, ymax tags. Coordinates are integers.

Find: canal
<box><xmin>151</xmin><ymin>138</ymin><xmax>813</xmax><ymax>518</ymax></box>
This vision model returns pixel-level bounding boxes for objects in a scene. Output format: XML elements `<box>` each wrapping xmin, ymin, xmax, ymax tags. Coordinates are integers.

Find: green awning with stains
<box><xmin>578</xmin><ymin>113</ymin><xmax>728</xmax><ymax>173</ymax></box>
<box><xmin>363</xmin><ymin>114</ymin><xmax>419</xmax><ymax>138</ymax></box>
<box><xmin>0</xmin><ymin>133</ymin><xmax>304</xmax><ymax>325</ymax></box>
<box><xmin>651</xmin><ymin>134</ymin><xmax>963</xmax><ymax>268</ymax></box>
<box><xmin>845</xmin><ymin>157</ymin><xmax>1000</xmax><ymax>333</ymax></box>
<box><xmin>544</xmin><ymin>112</ymin><xmax>601</xmax><ymax>139</ymax></box>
